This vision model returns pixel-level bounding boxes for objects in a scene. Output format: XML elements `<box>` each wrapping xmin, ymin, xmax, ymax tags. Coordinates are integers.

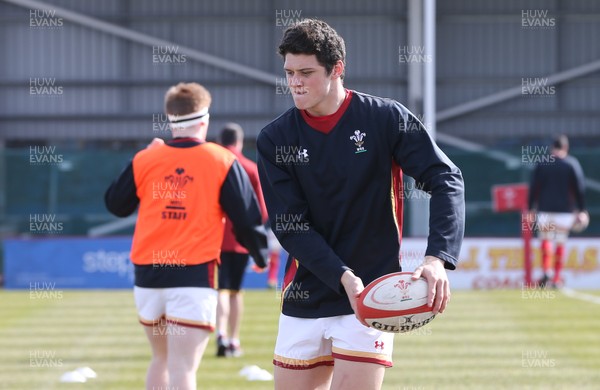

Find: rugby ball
<box><xmin>571</xmin><ymin>211</ymin><xmax>590</xmax><ymax>233</ymax></box>
<box><xmin>357</xmin><ymin>272</ymin><xmax>435</xmax><ymax>333</ymax></box>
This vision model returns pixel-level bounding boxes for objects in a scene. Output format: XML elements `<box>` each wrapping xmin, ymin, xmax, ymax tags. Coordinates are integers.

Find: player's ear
<box><xmin>331</xmin><ymin>60</ymin><xmax>344</xmax><ymax>80</ymax></box>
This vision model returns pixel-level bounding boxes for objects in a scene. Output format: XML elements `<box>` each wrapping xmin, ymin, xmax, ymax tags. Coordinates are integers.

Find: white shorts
<box><xmin>273</xmin><ymin>314</ymin><xmax>394</xmax><ymax>369</ymax></box>
<box><xmin>537</xmin><ymin>212</ymin><xmax>575</xmax><ymax>231</ymax></box>
<box><xmin>133</xmin><ymin>286</ymin><xmax>217</xmax><ymax>331</ymax></box>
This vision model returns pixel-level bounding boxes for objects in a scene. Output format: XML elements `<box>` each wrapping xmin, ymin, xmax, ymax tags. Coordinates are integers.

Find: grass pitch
<box><xmin>1</xmin><ymin>288</ymin><xmax>599</xmax><ymax>389</ymax></box>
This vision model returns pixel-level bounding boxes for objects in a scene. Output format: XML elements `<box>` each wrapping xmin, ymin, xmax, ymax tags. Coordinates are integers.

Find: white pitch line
<box><xmin>560</xmin><ymin>287</ymin><xmax>600</xmax><ymax>305</ymax></box>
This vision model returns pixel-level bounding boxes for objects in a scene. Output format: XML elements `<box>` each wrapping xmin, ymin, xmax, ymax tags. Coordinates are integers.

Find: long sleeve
<box><xmin>570</xmin><ymin>158</ymin><xmax>586</xmax><ymax>211</ymax></box>
<box><xmin>528</xmin><ymin>165</ymin><xmax>540</xmax><ymax>211</ymax></box>
<box><xmin>247</xmin><ymin>164</ymin><xmax>269</xmax><ymax>223</ymax></box>
<box><xmin>257</xmin><ymin>131</ymin><xmax>351</xmax><ymax>294</ymax></box>
<box><xmin>391</xmin><ymin>104</ymin><xmax>465</xmax><ymax>269</ymax></box>
<box><xmin>104</xmin><ymin>161</ymin><xmax>139</xmax><ymax>217</ymax></box>
<box><xmin>219</xmin><ymin>160</ymin><xmax>269</xmax><ymax>268</ymax></box>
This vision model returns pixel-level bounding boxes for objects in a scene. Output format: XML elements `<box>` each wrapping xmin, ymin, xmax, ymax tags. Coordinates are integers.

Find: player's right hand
<box><xmin>341</xmin><ymin>270</ymin><xmax>369</xmax><ymax>327</ymax></box>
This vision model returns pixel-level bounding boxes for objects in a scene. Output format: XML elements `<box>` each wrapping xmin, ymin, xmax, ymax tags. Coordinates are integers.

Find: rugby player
<box><xmin>257</xmin><ymin>19</ymin><xmax>465</xmax><ymax>390</ymax></box>
<box><xmin>105</xmin><ymin>82</ymin><xmax>268</xmax><ymax>390</ymax></box>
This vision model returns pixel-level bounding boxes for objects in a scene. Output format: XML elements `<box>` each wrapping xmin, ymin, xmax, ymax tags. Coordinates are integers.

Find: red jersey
<box><xmin>221</xmin><ymin>146</ymin><xmax>268</xmax><ymax>253</ymax></box>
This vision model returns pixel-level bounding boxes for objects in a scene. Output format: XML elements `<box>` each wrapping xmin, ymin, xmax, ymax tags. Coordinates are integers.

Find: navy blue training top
<box><xmin>257</xmin><ymin>90</ymin><xmax>465</xmax><ymax>318</ymax></box>
<box><xmin>528</xmin><ymin>155</ymin><xmax>586</xmax><ymax>213</ymax></box>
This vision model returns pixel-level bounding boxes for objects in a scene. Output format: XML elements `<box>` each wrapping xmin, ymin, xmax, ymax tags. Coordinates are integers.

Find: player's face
<box><xmin>283</xmin><ymin>54</ymin><xmax>339</xmax><ymax>114</ymax></box>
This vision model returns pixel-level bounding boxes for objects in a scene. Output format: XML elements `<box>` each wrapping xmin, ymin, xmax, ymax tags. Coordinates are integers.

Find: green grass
<box><xmin>1</xmin><ymin>289</ymin><xmax>599</xmax><ymax>389</ymax></box>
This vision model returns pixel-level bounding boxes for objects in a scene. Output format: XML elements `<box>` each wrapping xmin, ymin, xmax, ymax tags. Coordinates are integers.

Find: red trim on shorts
<box><xmin>165</xmin><ymin>318</ymin><xmax>215</xmax><ymax>332</ymax></box>
<box><xmin>138</xmin><ymin>317</ymin><xmax>214</xmax><ymax>332</ymax></box>
<box><xmin>208</xmin><ymin>260</ymin><xmax>216</xmax><ymax>289</ymax></box>
<box><xmin>138</xmin><ymin>315</ymin><xmax>165</xmax><ymax>327</ymax></box>
<box><xmin>273</xmin><ymin>359</ymin><xmax>334</xmax><ymax>370</ymax></box>
<box><xmin>331</xmin><ymin>352</ymin><xmax>393</xmax><ymax>368</ymax></box>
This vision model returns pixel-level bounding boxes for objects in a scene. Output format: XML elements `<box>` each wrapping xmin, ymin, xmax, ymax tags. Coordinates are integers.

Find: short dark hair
<box><xmin>553</xmin><ymin>134</ymin><xmax>569</xmax><ymax>150</ymax></box>
<box><xmin>219</xmin><ymin>123</ymin><xmax>244</xmax><ymax>146</ymax></box>
<box><xmin>278</xmin><ymin>18</ymin><xmax>346</xmax><ymax>78</ymax></box>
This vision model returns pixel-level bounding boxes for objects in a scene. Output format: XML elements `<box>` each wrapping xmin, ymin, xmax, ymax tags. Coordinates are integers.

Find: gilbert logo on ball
<box><xmin>357</xmin><ymin>272</ymin><xmax>436</xmax><ymax>333</ymax></box>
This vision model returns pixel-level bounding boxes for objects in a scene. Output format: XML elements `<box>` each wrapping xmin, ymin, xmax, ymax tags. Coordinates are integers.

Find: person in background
<box><xmin>216</xmin><ymin>123</ymin><xmax>268</xmax><ymax>357</ymax></box>
<box><xmin>266</xmin><ymin>228</ymin><xmax>282</xmax><ymax>289</ymax></box>
<box><xmin>105</xmin><ymin>83</ymin><xmax>268</xmax><ymax>389</ymax></box>
<box><xmin>528</xmin><ymin>134</ymin><xmax>588</xmax><ymax>288</ymax></box>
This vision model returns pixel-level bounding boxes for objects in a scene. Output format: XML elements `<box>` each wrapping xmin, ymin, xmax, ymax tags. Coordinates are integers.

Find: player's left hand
<box><xmin>411</xmin><ymin>256</ymin><xmax>450</xmax><ymax>315</ymax></box>
<box><xmin>251</xmin><ymin>263</ymin><xmax>266</xmax><ymax>273</ymax></box>
<box><xmin>146</xmin><ymin>137</ymin><xmax>165</xmax><ymax>149</ymax></box>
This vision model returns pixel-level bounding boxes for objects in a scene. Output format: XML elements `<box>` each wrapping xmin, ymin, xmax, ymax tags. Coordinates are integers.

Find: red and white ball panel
<box><xmin>357</xmin><ymin>272</ymin><xmax>436</xmax><ymax>333</ymax></box>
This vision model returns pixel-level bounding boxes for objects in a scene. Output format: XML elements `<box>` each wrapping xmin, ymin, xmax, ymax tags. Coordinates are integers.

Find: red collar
<box><xmin>300</xmin><ymin>89</ymin><xmax>353</xmax><ymax>134</ymax></box>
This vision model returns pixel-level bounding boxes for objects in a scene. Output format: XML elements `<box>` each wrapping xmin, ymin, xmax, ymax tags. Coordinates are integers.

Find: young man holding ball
<box><xmin>257</xmin><ymin>19</ymin><xmax>465</xmax><ymax>389</ymax></box>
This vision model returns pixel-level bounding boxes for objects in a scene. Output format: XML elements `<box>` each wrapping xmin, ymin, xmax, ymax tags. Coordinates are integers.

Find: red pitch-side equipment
<box><xmin>491</xmin><ymin>184</ymin><xmax>533</xmax><ymax>287</ymax></box>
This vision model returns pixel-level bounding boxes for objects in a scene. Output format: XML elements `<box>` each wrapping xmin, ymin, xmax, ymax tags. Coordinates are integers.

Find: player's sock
<box><xmin>541</xmin><ymin>239</ymin><xmax>553</xmax><ymax>278</ymax></box>
<box><xmin>538</xmin><ymin>239</ymin><xmax>553</xmax><ymax>287</ymax></box>
<box><xmin>553</xmin><ymin>244</ymin><xmax>565</xmax><ymax>285</ymax></box>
